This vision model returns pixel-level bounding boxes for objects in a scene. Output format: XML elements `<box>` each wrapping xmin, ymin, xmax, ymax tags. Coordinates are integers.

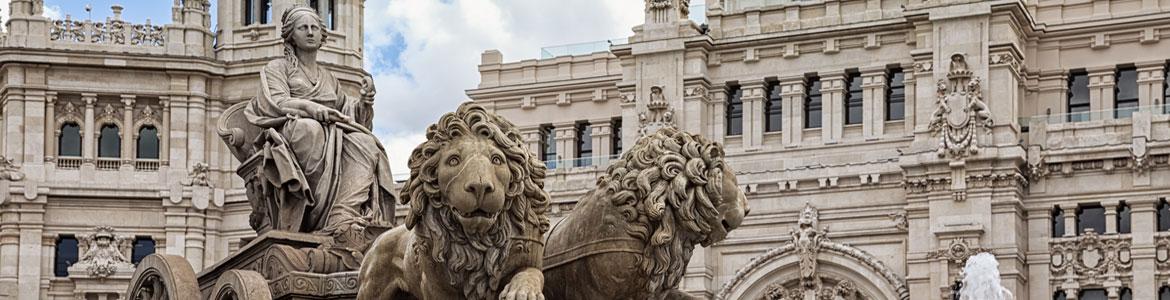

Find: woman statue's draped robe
<box><xmin>244</xmin><ymin>58</ymin><xmax>395</xmax><ymax>270</ymax></box>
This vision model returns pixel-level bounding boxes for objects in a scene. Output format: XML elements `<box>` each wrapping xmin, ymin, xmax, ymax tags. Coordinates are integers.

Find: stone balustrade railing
<box><xmin>49</xmin><ymin>16</ymin><xmax>165</xmax><ymax>47</ymax></box>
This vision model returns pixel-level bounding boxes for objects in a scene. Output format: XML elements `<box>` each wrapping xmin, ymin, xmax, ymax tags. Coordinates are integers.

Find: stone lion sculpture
<box><xmin>542</xmin><ymin>127</ymin><xmax>750</xmax><ymax>300</ymax></box>
<box><xmin>358</xmin><ymin>102</ymin><xmax>550</xmax><ymax>300</ymax></box>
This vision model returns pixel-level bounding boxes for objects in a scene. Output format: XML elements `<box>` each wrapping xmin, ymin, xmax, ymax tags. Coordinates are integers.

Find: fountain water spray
<box><xmin>958</xmin><ymin>252</ymin><xmax>1014</xmax><ymax>300</ymax></box>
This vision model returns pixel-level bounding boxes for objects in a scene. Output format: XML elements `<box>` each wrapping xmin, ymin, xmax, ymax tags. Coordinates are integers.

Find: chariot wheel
<box><xmin>211</xmin><ymin>270</ymin><xmax>272</xmax><ymax>300</ymax></box>
<box><xmin>125</xmin><ymin>254</ymin><xmax>200</xmax><ymax>300</ymax></box>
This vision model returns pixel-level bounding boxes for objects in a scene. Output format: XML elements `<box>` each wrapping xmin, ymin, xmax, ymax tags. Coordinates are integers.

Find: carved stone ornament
<box><xmin>717</xmin><ymin>203</ymin><xmax>909</xmax><ymax>300</ymax></box>
<box><xmin>638</xmin><ymin>85</ymin><xmax>677</xmax><ymax>136</ymax></box>
<box><xmin>928</xmin><ymin>53</ymin><xmax>993</xmax><ymax>159</ymax></box>
<box><xmin>888</xmin><ymin>211</ymin><xmax>908</xmax><ymax>231</ymax></box>
<box><xmin>927</xmin><ymin>238</ymin><xmax>991</xmax><ymax>265</ymax></box>
<box><xmin>0</xmin><ymin>157</ymin><xmax>25</xmax><ymax>181</ymax></box>
<box><xmin>184</xmin><ymin>162</ymin><xmax>213</xmax><ymax>187</ymax></box>
<box><xmin>50</xmin><ymin>14</ymin><xmax>162</xmax><ymax>47</ymax></box>
<box><xmin>1049</xmin><ymin>229</ymin><xmax>1132</xmax><ymax>286</ymax></box>
<box><xmin>72</xmin><ymin>226</ymin><xmax>135</xmax><ymax>278</ymax></box>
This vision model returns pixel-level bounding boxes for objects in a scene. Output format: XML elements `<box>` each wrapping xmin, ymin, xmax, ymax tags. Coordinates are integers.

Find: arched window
<box><xmin>137</xmin><ymin>125</ymin><xmax>159</xmax><ymax>159</ymax></box>
<box><xmin>58</xmin><ymin>122</ymin><xmax>82</xmax><ymax>157</ymax></box>
<box><xmin>98</xmin><ymin>124</ymin><xmax>121</xmax><ymax>158</ymax></box>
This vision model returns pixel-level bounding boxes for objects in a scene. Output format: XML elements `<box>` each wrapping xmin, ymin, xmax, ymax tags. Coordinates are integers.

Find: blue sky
<box><xmin>26</xmin><ymin>0</ymin><xmax>643</xmax><ymax>175</ymax></box>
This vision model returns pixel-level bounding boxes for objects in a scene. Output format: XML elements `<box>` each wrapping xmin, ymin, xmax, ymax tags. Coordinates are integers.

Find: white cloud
<box><xmin>43</xmin><ymin>4</ymin><xmax>61</xmax><ymax>20</ymax></box>
<box><xmin>364</xmin><ymin>0</ymin><xmax>641</xmax><ymax>172</ymax></box>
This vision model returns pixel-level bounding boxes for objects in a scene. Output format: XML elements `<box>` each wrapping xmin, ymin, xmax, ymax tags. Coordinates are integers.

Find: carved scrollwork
<box><xmin>1049</xmin><ymin>230</ymin><xmax>1132</xmax><ymax>286</ymax></box>
<box><xmin>928</xmin><ymin>53</ymin><xmax>993</xmax><ymax>159</ymax></box>
<box><xmin>131</xmin><ymin>22</ymin><xmax>166</xmax><ymax>47</ymax></box>
<box><xmin>927</xmin><ymin>238</ymin><xmax>990</xmax><ymax>265</ymax></box>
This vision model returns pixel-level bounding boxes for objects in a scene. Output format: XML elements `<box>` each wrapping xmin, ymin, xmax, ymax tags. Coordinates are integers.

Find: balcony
<box><xmin>543</xmin><ymin>154</ymin><xmax>621</xmax><ymax>171</ymax></box>
<box><xmin>134</xmin><ymin>159</ymin><xmax>161</xmax><ymax>171</ymax></box>
<box><xmin>57</xmin><ymin>157</ymin><xmax>83</xmax><ymax>170</ymax></box>
<box><xmin>1022</xmin><ymin>105</ymin><xmax>1168</xmax><ymax>126</ymax></box>
<box><xmin>539</xmin><ymin>39</ymin><xmax>628</xmax><ymax>59</ymax></box>
<box><xmin>95</xmin><ymin>158</ymin><xmax>121</xmax><ymax>171</ymax></box>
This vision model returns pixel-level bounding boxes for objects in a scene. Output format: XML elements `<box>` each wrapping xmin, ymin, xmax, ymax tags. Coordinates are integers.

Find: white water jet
<box><xmin>958</xmin><ymin>252</ymin><xmax>1014</xmax><ymax>300</ymax></box>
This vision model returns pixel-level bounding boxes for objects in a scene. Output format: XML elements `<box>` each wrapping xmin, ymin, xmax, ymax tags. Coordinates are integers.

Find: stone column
<box><xmin>740</xmin><ymin>80</ymin><xmax>766</xmax><ymax>150</ymax></box>
<box><xmin>903</xmin><ymin>65</ymin><xmax>918</xmax><ymax>135</ymax></box>
<box><xmin>1087</xmin><ymin>66</ymin><xmax>1116</xmax><ymax>120</ymax></box>
<box><xmin>187</xmin><ymin>94</ymin><xmax>208</xmax><ymax>170</ymax></box>
<box><xmin>518</xmin><ymin>127</ymin><xmax>542</xmax><ymax>159</ymax></box>
<box><xmin>0</xmin><ymin>205</ymin><xmax>19</xmax><ymax>296</ymax></box>
<box><xmin>779</xmin><ymin>76</ymin><xmax>806</xmax><ymax>147</ymax></box>
<box><xmin>1135</xmin><ymin>61</ymin><xmax>1164</xmax><ymax>109</ymax></box>
<box><xmin>43</xmin><ymin>92</ymin><xmax>56</xmax><ymax>163</ymax></box>
<box><xmin>709</xmin><ymin>87</ymin><xmax>727</xmax><ymax>142</ymax></box>
<box><xmin>81</xmin><ymin>94</ymin><xmax>98</xmax><ymax>164</ymax></box>
<box><xmin>39</xmin><ymin>233</ymin><xmax>53</xmax><ymax>296</ymax></box>
<box><xmin>860</xmin><ymin>67</ymin><xmax>888</xmax><ymax>140</ymax></box>
<box><xmin>553</xmin><ymin>123</ymin><xmax>576</xmax><ymax>169</ymax></box>
<box><xmin>15</xmin><ymin>196</ymin><xmax>46</xmax><ymax>300</ymax></box>
<box><xmin>589</xmin><ymin>121</ymin><xmax>612</xmax><ymax>166</ymax></box>
<box><xmin>681</xmin><ymin>84</ymin><xmax>710</xmax><ymax>137</ymax></box>
<box><xmin>160</xmin><ymin>98</ymin><xmax>171</xmax><ymax>165</ymax></box>
<box><xmin>821</xmin><ymin>72</ymin><xmax>848</xmax><ymax>144</ymax></box>
<box><xmin>1102</xmin><ymin>200</ymin><xmax>1119</xmax><ymax>234</ymax></box>
<box><xmin>1129</xmin><ymin>197</ymin><xmax>1157</xmax><ymax>299</ymax></box>
<box><xmin>120</xmin><ymin>95</ymin><xmax>136</xmax><ymax>163</ymax></box>
<box><xmin>1064</xmin><ymin>207</ymin><xmax>1076</xmax><ymax>237</ymax></box>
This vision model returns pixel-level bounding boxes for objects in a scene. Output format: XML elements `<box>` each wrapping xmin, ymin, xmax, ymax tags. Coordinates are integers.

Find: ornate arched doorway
<box><xmin>718</xmin><ymin>204</ymin><xmax>909</xmax><ymax>300</ymax></box>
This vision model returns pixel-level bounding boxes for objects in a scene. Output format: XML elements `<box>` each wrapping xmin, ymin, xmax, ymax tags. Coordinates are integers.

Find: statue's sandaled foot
<box><xmin>500</xmin><ymin>268</ymin><xmax>544</xmax><ymax>300</ymax></box>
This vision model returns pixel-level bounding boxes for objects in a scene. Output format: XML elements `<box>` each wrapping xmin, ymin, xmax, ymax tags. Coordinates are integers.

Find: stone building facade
<box><xmin>0</xmin><ymin>0</ymin><xmax>370</xmax><ymax>299</ymax></box>
<box><xmin>467</xmin><ymin>0</ymin><xmax>1170</xmax><ymax>299</ymax></box>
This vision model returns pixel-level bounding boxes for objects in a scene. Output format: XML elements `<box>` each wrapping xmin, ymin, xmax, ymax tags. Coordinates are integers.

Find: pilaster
<box><xmin>120</xmin><ymin>95</ymin><xmax>136</xmax><ymax>164</ymax></box>
<box><xmin>740</xmin><ymin>80</ymin><xmax>767</xmax><ymax>150</ymax></box>
<box><xmin>553</xmin><ymin>123</ymin><xmax>576</xmax><ymax>169</ymax></box>
<box><xmin>779</xmin><ymin>76</ymin><xmax>806</xmax><ymax>147</ymax></box>
<box><xmin>81</xmin><ymin>94</ymin><xmax>98</xmax><ymax>165</ymax></box>
<box><xmin>821</xmin><ymin>72</ymin><xmax>848</xmax><ymax>144</ymax></box>
<box><xmin>1087</xmin><ymin>66</ymin><xmax>1116</xmax><ymax>120</ymax></box>
<box><xmin>589</xmin><ymin>121</ymin><xmax>613</xmax><ymax>165</ymax></box>
<box><xmin>43</xmin><ymin>92</ymin><xmax>56</xmax><ymax>164</ymax></box>
<box><xmin>1135</xmin><ymin>61</ymin><xmax>1164</xmax><ymax>108</ymax></box>
<box><xmin>1130</xmin><ymin>198</ymin><xmax>1158</xmax><ymax>300</ymax></box>
<box><xmin>860</xmin><ymin>67</ymin><xmax>888</xmax><ymax>140</ymax></box>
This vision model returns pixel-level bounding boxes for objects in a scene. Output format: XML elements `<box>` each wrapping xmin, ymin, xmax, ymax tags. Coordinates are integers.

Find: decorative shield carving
<box><xmin>928</xmin><ymin>53</ymin><xmax>993</xmax><ymax>159</ymax></box>
<box><xmin>1081</xmin><ymin>247</ymin><xmax>1102</xmax><ymax>269</ymax></box>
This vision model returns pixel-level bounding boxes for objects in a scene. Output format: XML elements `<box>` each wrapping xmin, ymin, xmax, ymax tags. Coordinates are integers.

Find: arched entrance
<box><xmin>717</xmin><ymin>204</ymin><xmax>909</xmax><ymax>300</ymax></box>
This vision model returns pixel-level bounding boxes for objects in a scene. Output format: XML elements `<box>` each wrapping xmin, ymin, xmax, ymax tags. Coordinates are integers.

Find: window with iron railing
<box><xmin>1115</xmin><ymin>67</ymin><xmax>1139</xmax><ymax>119</ymax></box>
<box><xmin>1067</xmin><ymin>70</ymin><xmax>1090</xmax><ymax>122</ymax></box>
<box><xmin>805</xmin><ymin>77</ymin><xmax>823</xmax><ymax>129</ymax></box>
<box><xmin>845</xmin><ymin>71</ymin><xmax>863</xmax><ymax>125</ymax></box>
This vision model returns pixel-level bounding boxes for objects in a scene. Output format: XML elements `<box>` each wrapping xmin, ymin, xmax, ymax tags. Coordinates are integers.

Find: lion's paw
<box><xmin>499</xmin><ymin>270</ymin><xmax>544</xmax><ymax>300</ymax></box>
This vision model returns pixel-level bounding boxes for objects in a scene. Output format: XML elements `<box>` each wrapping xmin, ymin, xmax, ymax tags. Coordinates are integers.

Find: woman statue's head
<box><xmin>281</xmin><ymin>6</ymin><xmax>327</xmax><ymax>55</ymax></box>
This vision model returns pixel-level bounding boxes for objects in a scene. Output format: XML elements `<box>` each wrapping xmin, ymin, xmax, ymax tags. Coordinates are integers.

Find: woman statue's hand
<box><xmin>309</xmin><ymin>104</ymin><xmax>351</xmax><ymax>124</ymax></box>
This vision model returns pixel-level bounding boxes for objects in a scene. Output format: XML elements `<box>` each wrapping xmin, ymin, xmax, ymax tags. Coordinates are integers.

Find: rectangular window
<box><xmin>765</xmin><ymin>82</ymin><xmax>782</xmax><ymax>132</ymax></box>
<box><xmin>805</xmin><ymin>77</ymin><xmax>823</xmax><ymax>129</ymax></box>
<box><xmin>1115</xmin><ymin>67</ymin><xmax>1139</xmax><ymax>119</ymax></box>
<box><xmin>575</xmin><ymin>122</ymin><xmax>592</xmax><ymax>167</ymax></box>
<box><xmin>1051</xmin><ymin>206</ymin><xmax>1065</xmax><ymax>237</ymax></box>
<box><xmin>1080</xmin><ymin>289</ymin><xmax>1106</xmax><ymax>300</ymax></box>
<box><xmin>244</xmin><ymin>0</ymin><xmax>255</xmax><ymax>25</ymax></box>
<box><xmin>541</xmin><ymin>125</ymin><xmax>556</xmax><ymax>169</ymax></box>
<box><xmin>1117</xmin><ymin>202</ymin><xmax>1131</xmax><ymax>234</ymax></box>
<box><xmin>887</xmin><ymin>68</ymin><xmax>905</xmax><ymax>121</ymax></box>
<box><xmin>1076</xmin><ymin>204</ymin><xmax>1106</xmax><ymax>235</ymax></box>
<box><xmin>1159</xmin><ymin>198</ymin><xmax>1170</xmax><ymax>232</ymax></box>
<box><xmin>845</xmin><ymin>71</ymin><xmax>864</xmax><ymax>125</ymax></box>
<box><xmin>54</xmin><ymin>235</ymin><xmax>78</xmax><ymax>277</ymax></box>
<box><xmin>726</xmin><ymin>85</ymin><xmax>744</xmax><ymax>135</ymax></box>
<box><xmin>260</xmin><ymin>0</ymin><xmax>273</xmax><ymax>24</ymax></box>
<box><xmin>131</xmin><ymin>236</ymin><xmax>156</xmax><ymax>265</ymax></box>
<box><xmin>611</xmin><ymin>119</ymin><xmax>622</xmax><ymax>155</ymax></box>
<box><xmin>1164</xmin><ymin>65</ymin><xmax>1170</xmax><ymax>114</ymax></box>
<box><xmin>1067</xmin><ymin>70</ymin><xmax>1090</xmax><ymax>122</ymax></box>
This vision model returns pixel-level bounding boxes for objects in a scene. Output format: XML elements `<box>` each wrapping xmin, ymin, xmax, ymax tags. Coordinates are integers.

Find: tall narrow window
<box><xmin>805</xmin><ymin>77</ymin><xmax>823</xmax><ymax>129</ymax></box>
<box><xmin>1052</xmin><ymin>206</ymin><xmax>1065</xmax><ymax>237</ymax></box>
<box><xmin>1068</xmin><ymin>70</ymin><xmax>1090</xmax><ymax>122</ymax></box>
<box><xmin>541</xmin><ymin>125</ymin><xmax>556</xmax><ymax>169</ymax></box>
<box><xmin>575</xmin><ymin>122</ymin><xmax>592</xmax><ymax>167</ymax></box>
<box><xmin>1118</xmin><ymin>202</ymin><xmax>1132</xmax><ymax>234</ymax></box>
<box><xmin>845</xmin><ymin>71</ymin><xmax>863</xmax><ymax>125</ymax></box>
<box><xmin>54</xmin><ymin>235</ymin><xmax>78</xmax><ymax>277</ymax></box>
<box><xmin>260</xmin><ymin>0</ymin><xmax>273</xmax><ymax>24</ymax></box>
<box><xmin>611</xmin><ymin>119</ymin><xmax>622</xmax><ymax>156</ymax></box>
<box><xmin>59</xmin><ymin>122</ymin><xmax>82</xmax><ymax>157</ymax></box>
<box><xmin>131</xmin><ymin>236</ymin><xmax>156</xmax><ymax>265</ymax></box>
<box><xmin>1076</xmin><ymin>204</ymin><xmax>1106</xmax><ymax>235</ymax></box>
<box><xmin>765</xmin><ymin>82</ymin><xmax>782</xmax><ymax>132</ymax></box>
<box><xmin>137</xmin><ymin>126</ymin><xmax>159</xmax><ymax>159</ymax></box>
<box><xmin>98</xmin><ymin>124</ymin><xmax>121</xmax><ymax>158</ymax></box>
<box><xmin>244</xmin><ymin>0</ymin><xmax>255</xmax><ymax>25</ymax></box>
<box><xmin>1163</xmin><ymin>65</ymin><xmax>1170</xmax><ymax>114</ymax></box>
<box><xmin>1158</xmin><ymin>198</ymin><xmax>1170</xmax><ymax>232</ymax></box>
<box><xmin>726</xmin><ymin>85</ymin><xmax>744</xmax><ymax>135</ymax></box>
<box><xmin>887</xmin><ymin>68</ymin><xmax>905</xmax><ymax>121</ymax></box>
<box><xmin>1115</xmin><ymin>67</ymin><xmax>1139</xmax><ymax>118</ymax></box>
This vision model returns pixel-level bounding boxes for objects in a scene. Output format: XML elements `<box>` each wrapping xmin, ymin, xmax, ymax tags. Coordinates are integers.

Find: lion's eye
<box><xmin>491</xmin><ymin>155</ymin><xmax>505</xmax><ymax>165</ymax></box>
<box><xmin>447</xmin><ymin>155</ymin><xmax>461</xmax><ymax>166</ymax></box>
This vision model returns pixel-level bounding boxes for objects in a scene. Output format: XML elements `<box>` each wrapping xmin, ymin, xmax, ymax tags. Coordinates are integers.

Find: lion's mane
<box><xmin>400</xmin><ymin>103</ymin><xmax>550</xmax><ymax>299</ymax></box>
<box><xmin>599</xmin><ymin>126</ymin><xmax>728</xmax><ymax>295</ymax></box>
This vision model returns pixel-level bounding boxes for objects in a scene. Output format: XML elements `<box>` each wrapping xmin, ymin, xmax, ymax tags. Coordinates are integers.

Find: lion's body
<box><xmin>542</xmin><ymin>128</ymin><xmax>748</xmax><ymax>300</ymax></box>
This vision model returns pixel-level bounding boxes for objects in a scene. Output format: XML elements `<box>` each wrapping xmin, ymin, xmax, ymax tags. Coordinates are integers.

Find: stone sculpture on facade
<box><xmin>793</xmin><ymin>203</ymin><xmax>828</xmax><ymax>290</ymax></box>
<box><xmin>542</xmin><ymin>126</ymin><xmax>750</xmax><ymax>300</ymax></box>
<box><xmin>929</xmin><ymin>53</ymin><xmax>992</xmax><ymax>159</ymax></box>
<box><xmin>358</xmin><ymin>102</ymin><xmax>551</xmax><ymax>300</ymax></box>
<box><xmin>73</xmin><ymin>226</ymin><xmax>135</xmax><ymax>278</ymax></box>
<box><xmin>639</xmin><ymin>85</ymin><xmax>676</xmax><ymax>136</ymax></box>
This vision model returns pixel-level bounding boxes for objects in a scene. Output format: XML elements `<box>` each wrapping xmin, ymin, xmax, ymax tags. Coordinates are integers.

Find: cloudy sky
<box><xmin>28</xmin><ymin>0</ymin><xmax>643</xmax><ymax>176</ymax></box>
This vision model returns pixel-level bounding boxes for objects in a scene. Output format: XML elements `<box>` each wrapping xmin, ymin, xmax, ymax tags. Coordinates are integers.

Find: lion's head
<box><xmin>400</xmin><ymin>102</ymin><xmax>550</xmax><ymax>299</ymax></box>
<box><xmin>600</xmin><ymin>127</ymin><xmax>749</xmax><ymax>294</ymax></box>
